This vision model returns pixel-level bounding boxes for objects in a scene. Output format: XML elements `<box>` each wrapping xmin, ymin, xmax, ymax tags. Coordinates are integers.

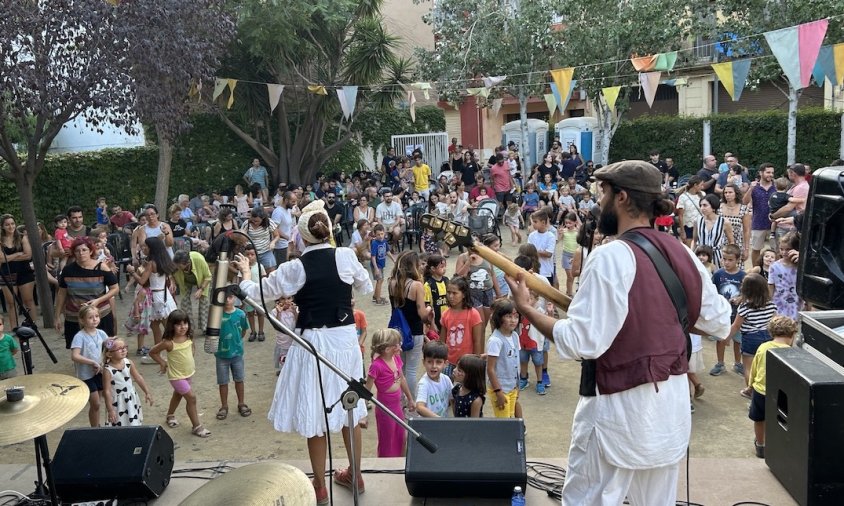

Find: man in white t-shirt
<box><xmin>271</xmin><ymin>191</ymin><xmax>297</xmax><ymax>265</ymax></box>
<box><xmin>375</xmin><ymin>190</ymin><xmax>404</xmax><ymax>248</ymax></box>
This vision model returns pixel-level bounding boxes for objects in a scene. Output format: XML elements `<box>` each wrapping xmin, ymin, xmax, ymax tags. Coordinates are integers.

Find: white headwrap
<box><xmin>298</xmin><ymin>199</ymin><xmax>332</xmax><ymax>244</ymax></box>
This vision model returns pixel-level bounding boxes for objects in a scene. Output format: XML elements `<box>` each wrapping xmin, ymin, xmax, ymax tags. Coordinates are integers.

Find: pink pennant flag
<box><xmin>639</xmin><ymin>72</ymin><xmax>661</xmax><ymax>108</ymax></box>
<box><xmin>798</xmin><ymin>19</ymin><xmax>829</xmax><ymax>89</ymax></box>
<box><xmin>765</xmin><ymin>19</ymin><xmax>828</xmax><ymax>90</ymax></box>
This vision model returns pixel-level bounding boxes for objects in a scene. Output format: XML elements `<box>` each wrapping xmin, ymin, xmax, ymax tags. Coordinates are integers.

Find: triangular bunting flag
<box><xmin>212</xmin><ymin>78</ymin><xmax>227</xmax><ymax>101</ymax></box>
<box><xmin>549</xmin><ymin>83</ymin><xmax>563</xmax><ymax>114</ymax></box>
<box><xmin>308</xmin><ymin>85</ymin><xmax>328</xmax><ymax>96</ymax></box>
<box><xmin>226</xmin><ymin>79</ymin><xmax>237</xmax><ymax>109</ymax></box>
<box><xmin>408</xmin><ymin>90</ymin><xmax>417</xmax><ymax>122</ymax></box>
<box><xmin>602</xmin><ymin>86</ymin><xmax>621</xmax><ymax>111</ymax></box>
<box><xmin>639</xmin><ymin>72</ymin><xmax>661</xmax><ymax>108</ymax></box>
<box><xmin>661</xmin><ymin>78</ymin><xmax>689</xmax><ymax>87</ymax></box>
<box><xmin>549</xmin><ymin>68</ymin><xmax>575</xmax><ymax>113</ymax></box>
<box><xmin>544</xmin><ymin>94</ymin><xmax>557</xmax><ymax>117</ymax></box>
<box><xmin>412</xmin><ymin>82</ymin><xmax>432</xmax><ymax>100</ymax></box>
<box><xmin>267</xmin><ymin>84</ymin><xmax>285</xmax><ymax>113</ymax></box>
<box><xmin>336</xmin><ymin>86</ymin><xmax>358</xmax><ymax>120</ymax></box>
<box><xmin>631</xmin><ymin>55</ymin><xmax>658</xmax><ymax>72</ymax></box>
<box><xmin>764</xmin><ymin>19</ymin><xmax>828</xmax><ymax>89</ymax></box>
<box><xmin>491</xmin><ymin>98</ymin><xmax>503</xmax><ymax>117</ymax></box>
<box><xmin>654</xmin><ymin>51</ymin><xmax>678</xmax><ymax>72</ymax></box>
<box><xmin>813</xmin><ymin>44</ymin><xmax>844</xmax><ymax>86</ymax></box>
<box><xmin>711</xmin><ymin>62</ymin><xmax>735</xmax><ymax>99</ymax></box>
<box><xmin>483</xmin><ymin>75</ymin><xmax>507</xmax><ymax>88</ymax></box>
<box><xmin>731</xmin><ymin>60</ymin><xmax>752</xmax><ymax>101</ymax></box>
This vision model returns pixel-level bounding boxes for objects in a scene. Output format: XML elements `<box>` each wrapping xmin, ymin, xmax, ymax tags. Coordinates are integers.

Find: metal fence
<box><xmin>391</xmin><ymin>132</ymin><xmax>450</xmax><ymax>174</ymax></box>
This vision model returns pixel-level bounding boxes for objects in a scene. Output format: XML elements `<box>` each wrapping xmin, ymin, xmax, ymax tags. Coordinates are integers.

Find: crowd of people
<box><xmin>0</xmin><ymin>147</ymin><xmax>829</xmax><ymax>505</ymax></box>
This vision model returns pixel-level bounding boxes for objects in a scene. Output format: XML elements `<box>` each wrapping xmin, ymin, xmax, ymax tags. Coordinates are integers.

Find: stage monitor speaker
<box><xmin>405</xmin><ymin>418</ymin><xmax>526</xmax><ymax>498</ymax></box>
<box><xmin>53</xmin><ymin>425</ymin><xmax>174</xmax><ymax>502</ymax></box>
<box><xmin>765</xmin><ymin>347</ymin><xmax>844</xmax><ymax>505</ymax></box>
<box><xmin>797</xmin><ymin>167</ymin><xmax>844</xmax><ymax>310</ymax></box>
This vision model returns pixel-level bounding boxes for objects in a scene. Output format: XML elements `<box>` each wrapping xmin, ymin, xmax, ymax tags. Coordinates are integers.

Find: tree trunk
<box><xmin>518</xmin><ymin>90</ymin><xmax>530</xmax><ymax>168</ymax></box>
<box><xmin>786</xmin><ymin>84</ymin><xmax>800</xmax><ymax>166</ymax></box>
<box><xmin>17</xmin><ymin>166</ymin><xmax>55</xmax><ymax>329</ymax></box>
<box><xmin>596</xmin><ymin>99</ymin><xmax>614</xmax><ymax>165</ymax></box>
<box><xmin>154</xmin><ymin>130</ymin><xmax>173</xmax><ymax>212</ymax></box>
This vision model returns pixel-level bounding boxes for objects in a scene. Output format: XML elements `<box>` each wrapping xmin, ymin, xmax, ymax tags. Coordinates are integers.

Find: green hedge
<box><xmin>609</xmin><ymin>108</ymin><xmax>842</xmax><ymax>176</ymax></box>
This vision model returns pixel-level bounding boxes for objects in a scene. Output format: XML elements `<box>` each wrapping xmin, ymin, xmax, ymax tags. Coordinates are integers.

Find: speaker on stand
<box><xmin>52</xmin><ymin>425</ymin><xmax>174</xmax><ymax>502</ymax></box>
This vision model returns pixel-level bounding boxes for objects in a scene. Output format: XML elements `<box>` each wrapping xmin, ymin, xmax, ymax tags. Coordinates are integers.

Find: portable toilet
<box><xmin>501</xmin><ymin>118</ymin><xmax>549</xmax><ymax>168</ymax></box>
<box><xmin>554</xmin><ymin>117</ymin><xmax>599</xmax><ymax>164</ymax></box>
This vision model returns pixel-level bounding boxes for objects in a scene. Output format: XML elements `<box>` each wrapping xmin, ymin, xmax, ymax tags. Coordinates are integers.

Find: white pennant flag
<box><xmin>212</xmin><ymin>78</ymin><xmax>227</xmax><ymax>101</ymax></box>
<box><xmin>408</xmin><ymin>90</ymin><xmax>417</xmax><ymax>122</ymax></box>
<box><xmin>336</xmin><ymin>86</ymin><xmax>359</xmax><ymax>120</ymax></box>
<box><xmin>483</xmin><ymin>75</ymin><xmax>507</xmax><ymax>88</ymax></box>
<box><xmin>411</xmin><ymin>82</ymin><xmax>432</xmax><ymax>100</ymax></box>
<box><xmin>267</xmin><ymin>84</ymin><xmax>285</xmax><ymax>113</ymax></box>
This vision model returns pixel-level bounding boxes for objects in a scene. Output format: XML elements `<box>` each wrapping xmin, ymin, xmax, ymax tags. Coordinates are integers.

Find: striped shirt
<box><xmin>58</xmin><ymin>262</ymin><xmax>118</xmax><ymax>322</ymax></box>
<box><xmin>737</xmin><ymin>301</ymin><xmax>777</xmax><ymax>333</ymax></box>
<box><xmin>241</xmin><ymin>220</ymin><xmax>278</xmax><ymax>254</ymax></box>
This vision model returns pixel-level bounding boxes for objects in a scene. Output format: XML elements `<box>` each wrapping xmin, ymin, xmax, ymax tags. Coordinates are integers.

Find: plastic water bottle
<box><xmin>511</xmin><ymin>485</ymin><xmax>526</xmax><ymax>506</ymax></box>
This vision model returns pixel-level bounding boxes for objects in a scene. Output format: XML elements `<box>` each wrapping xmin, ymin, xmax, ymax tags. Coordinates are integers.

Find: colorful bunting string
<box><xmin>336</xmin><ymin>86</ymin><xmax>358</xmax><ymax>120</ymax></box>
<box><xmin>549</xmin><ymin>68</ymin><xmax>575</xmax><ymax>113</ymax></box>
<box><xmin>543</xmin><ymin>94</ymin><xmax>557</xmax><ymax>117</ymax></box>
<box><xmin>631</xmin><ymin>55</ymin><xmax>658</xmax><ymax>72</ymax></box>
<box><xmin>307</xmin><ymin>85</ymin><xmax>328</xmax><ymax>96</ymax></box>
<box><xmin>763</xmin><ymin>19</ymin><xmax>828</xmax><ymax>90</ymax></box>
<box><xmin>812</xmin><ymin>44</ymin><xmax>844</xmax><ymax>86</ymax></box>
<box><xmin>654</xmin><ymin>52</ymin><xmax>678</xmax><ymax>72</ymax></box>
<box><xmin>711</xmin><ymin>60</ymin><xmax>752</xmax><ymax>101</ymax></box>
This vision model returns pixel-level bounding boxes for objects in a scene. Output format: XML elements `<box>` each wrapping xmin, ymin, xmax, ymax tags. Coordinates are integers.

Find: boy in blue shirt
<box><xmin>710</xmin><ymin>244</ymin><xmax>745</xmax><ymax>376</ymax></box>
<box><xmin>216</xmin><ymin>294</ymin><xmax>251</xmax><ymax>419</ymax></box>
<box><xmin>370</xmin><ymin>224</ymin><xmax>394</xmax><ymax>305</ymax></box>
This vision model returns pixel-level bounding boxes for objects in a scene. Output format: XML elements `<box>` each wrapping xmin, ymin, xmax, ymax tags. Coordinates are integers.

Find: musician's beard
<box><xmin>598</xmin><ymin>199</ymin><xmax>619</xmax><ymax>236</ymax></box>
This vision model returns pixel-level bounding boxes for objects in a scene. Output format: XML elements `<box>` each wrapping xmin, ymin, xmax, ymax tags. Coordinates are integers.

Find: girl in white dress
<box><xmin>126</xmin><ymin>237</ymin><xmax>178</xmax><ymax>348</ymax></box>
<box><xmin>103</xmin><ymin>337</ymin><xmax>153</xmax><ymax>426</ymax></box>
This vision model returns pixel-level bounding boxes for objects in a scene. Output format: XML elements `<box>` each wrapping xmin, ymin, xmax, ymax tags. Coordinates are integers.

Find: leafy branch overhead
<box><xmin>217</xmin><ymin>0</ymin><xmax>411</xmax><ymax>184</ymax></box>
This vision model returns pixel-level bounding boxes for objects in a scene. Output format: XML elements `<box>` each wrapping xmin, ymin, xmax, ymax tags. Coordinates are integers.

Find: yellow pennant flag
<box><xmin>834</xmin><ymin>43</ymin><xmax>844</xmax><ymax>85</ymax></box>
<box><xmin>602</xmin><ymin>86</ymin><xmax>622</xmax><ymax>111</ymax></box>
<box><xmin>308</xmin><ymin>85</ymin><xmax>328</xmax><ymax>96</ymax></box>
<box><xmin>549</xmin><ymin>68</ymin><xmax>575</xmax><ymax>107</ymax></box>
<box><xmin>543</xmin><ymin>94</ymin><xmax>557</xmax><ymax>117</ymax></box>
<box><xmin>226</xmin><ymin>79</ymin><xmax>237</xmax><ymax>109</ymax></box>
<box><xmin>711</xmin><ymin>62</ymin><xmax>736</xmax><ymax>100</ymax></box>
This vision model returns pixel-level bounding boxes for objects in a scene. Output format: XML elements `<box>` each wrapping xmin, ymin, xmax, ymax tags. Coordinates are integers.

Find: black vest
<box><xmin>294</xmin><ymin>248</ymin><xmax>353</xmax><ymax>329</ymax></box>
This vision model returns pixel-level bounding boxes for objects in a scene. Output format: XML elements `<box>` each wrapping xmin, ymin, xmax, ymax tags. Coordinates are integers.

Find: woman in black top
<box><xmin>388</xmin><ymin>251</ymin><xmax>433</xmax><ymax>399</ymax></box>
<box><xmin>167</xmin><ymin>204</ymin><xmax>189</xmax><ymax>238</ymax></box>
<box><xmin>536</xmin><ymin>152</ymin><xmax>560</xmax><ymax>184</ymax></box>
<box><xmin>0</xmin><ymin>215</ymin><xmax>36</xmax><ymax>328</ymax></box>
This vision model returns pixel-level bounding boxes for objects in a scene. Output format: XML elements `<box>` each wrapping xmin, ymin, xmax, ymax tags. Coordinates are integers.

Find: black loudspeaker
<box><xmin>797</xmin><ymin>167</ymin><xmax>844</xmax><ymax>310</ymax></box>
<box><xmin>765</xmin><ymin>347</ymin><xmax>844</xmax><ymax>505</ymax></box>
<box><xmin>405</xmin><ymin>418</ymin><xmax>526</xmax><ymax>498</ymax></box>
<box><xmin>53</xmin><ymin>425</ymin><xmax>174</xmax><ymax>502</ymax></box>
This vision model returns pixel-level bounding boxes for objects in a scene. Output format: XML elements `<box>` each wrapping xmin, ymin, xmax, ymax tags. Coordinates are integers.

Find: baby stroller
<box><xmin>467</xmin><ymin>199</ymin><xmax>501</xmax><ymax>241</ymax></box>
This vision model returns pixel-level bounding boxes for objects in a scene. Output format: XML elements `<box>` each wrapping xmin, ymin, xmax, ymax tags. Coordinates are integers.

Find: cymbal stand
<box><xmin>15</xmin><ymin>326</ymin><xmax>60</xmax><ymax>506</ymax></box>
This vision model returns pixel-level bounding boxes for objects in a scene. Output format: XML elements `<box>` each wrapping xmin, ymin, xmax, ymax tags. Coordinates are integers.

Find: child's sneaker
<box><xmin>709</xmin><ymin>362</ymin><xmax>725</xmax><ymax>376</ymax></box>
<box><xmin>694</xmin><ymin>383</ymin><xmax>705</xmax><ymax>399</ymax></box>
<box><xmin>754</xmin><ymin>440</ymin><xmax>765</xmax><ymax>459</ymax></box>
<box><xmin>518</xmin><ymin>377</ymin><xmax>529</xmax><ymax>390</ymax></box>
<box><xmin>733</xmin><ymin>362</ymin><xmax>745</xmax><ymax>375</ymax></box>
<box><xmin>535</xmin><ymin>383</ymin><xmax>546</xmax><ymax>396</ymax></box>
<box><xmin>541</xmin><ymin>370</ymin><xmax>551</xmax><ymax>387</ymax></box>
<box><xmin>140</xmin><ymin>355</ymin><xmax>155</xmax><ymax>365</ymax></box>
<box><xmin>248</xmin><ymin>332</ymin><xmax>257</xmax><ymax>342</ymax></box>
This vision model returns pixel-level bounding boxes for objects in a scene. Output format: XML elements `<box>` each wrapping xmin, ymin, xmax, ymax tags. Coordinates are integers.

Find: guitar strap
<box><xmin>579</xmin><ymin>230</ymin><xmax>692</xmax><ymax>397</ymax></box>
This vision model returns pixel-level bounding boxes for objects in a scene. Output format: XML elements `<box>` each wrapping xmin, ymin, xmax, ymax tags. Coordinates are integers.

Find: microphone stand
<box><xmin>218</xmin><ymin>284</ymin><xmax>438</xmax><ymax>506</ymax></box>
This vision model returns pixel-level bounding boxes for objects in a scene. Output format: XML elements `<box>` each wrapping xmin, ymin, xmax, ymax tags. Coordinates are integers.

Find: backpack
<box><xmin>388</xmin><ymin>307</ymin><xmax>414</xmax><ymax>351</ymax></box>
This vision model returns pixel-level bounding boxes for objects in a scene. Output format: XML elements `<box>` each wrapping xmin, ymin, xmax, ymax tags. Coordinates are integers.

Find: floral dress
<box><xmin>769</xmin><ymin>260</ymin><xmax>801</xmax><ymax>319</ymax></box>
<box><xmin>719</xmin><ymin>204</ymin><xmax>749</xmax><ymax>253</ymax></box>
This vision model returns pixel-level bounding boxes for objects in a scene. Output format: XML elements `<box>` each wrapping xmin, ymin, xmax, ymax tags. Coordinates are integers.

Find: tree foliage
<box><xmin>559</xmin><ymin>0</ymin><xmax>714</xmax><ymax>163</ymax></box>
<box><xmin>415</xmin><ymin>0</ymin><xmax>563</xmax><ymax>165</ymax></box>
<box><xmin>216</xmin><ymin>0</ymin><xmax>410</xmax><ymax>185</ymax></box>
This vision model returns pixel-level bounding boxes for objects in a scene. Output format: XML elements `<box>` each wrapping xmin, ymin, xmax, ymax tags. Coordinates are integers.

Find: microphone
<box><xmin>206</xmin><ymin>237</ymin><xmax>232</xmax><ymax>337</ymax></box>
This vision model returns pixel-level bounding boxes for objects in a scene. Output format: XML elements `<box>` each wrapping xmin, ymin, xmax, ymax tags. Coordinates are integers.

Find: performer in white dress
<box><xmin>234</xmin><ymin>199</ymin><xmax>372</xmax><ymax>505</ymax></box>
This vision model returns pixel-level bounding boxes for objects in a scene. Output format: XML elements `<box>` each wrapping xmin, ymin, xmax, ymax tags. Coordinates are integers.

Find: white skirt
<box><xmin>150</xmin><ymin>290</ymin><xmax>177</xmax><ymax>321</ymax></box>
<box><xmin>268</xmin><ymin>325</ymin><xmax>367</xmax><ymax>438</ymax></box>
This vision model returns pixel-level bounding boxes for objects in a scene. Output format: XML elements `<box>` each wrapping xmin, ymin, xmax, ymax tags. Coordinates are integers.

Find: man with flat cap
<box><xmin>508</xmin><ymin>161</ymin><xmax>731</xmax><ymax>505</ymax></box>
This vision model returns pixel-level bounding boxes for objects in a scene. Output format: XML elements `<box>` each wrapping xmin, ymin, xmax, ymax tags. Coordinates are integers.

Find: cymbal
<box><xmin>0</xmin><ymin>374</ymin><xmax>88</xmax><ymax>446</ymax></box>
<box><xmin>179</xmin><ymin>462</ymin><xmax>315</xmax><ymax>506</ymax></box>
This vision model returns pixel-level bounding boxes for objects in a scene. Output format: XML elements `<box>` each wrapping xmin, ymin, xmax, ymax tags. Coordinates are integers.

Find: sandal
<box><xmin>238</xmin><ymin>404</ymin><xmax>252</xmax><ymax>417</ymax></box>
<box><xmin>216</xmin><ymin>407</ymin><xmax>228</xmax><ymax>420</ymax></box>
<box><xmin>166</xmin><ymin>414</ymin><xmax>179</xmax><ymax>428</ymax></box>
<box><xmin>192</xmin><ymin>425</ymin><xmax>211</xmax><ymax>438</ymax></box>
<box><xmin>333</xmin><ymin>467</ymin><xmax>365</xmax><ymax>493</ymax></box>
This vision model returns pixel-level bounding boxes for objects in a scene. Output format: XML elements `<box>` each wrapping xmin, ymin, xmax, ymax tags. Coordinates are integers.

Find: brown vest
<box><xmin>582</xmin><ymin>228</ymin><xmax>702</xmax><ymax>396</ymax></box>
